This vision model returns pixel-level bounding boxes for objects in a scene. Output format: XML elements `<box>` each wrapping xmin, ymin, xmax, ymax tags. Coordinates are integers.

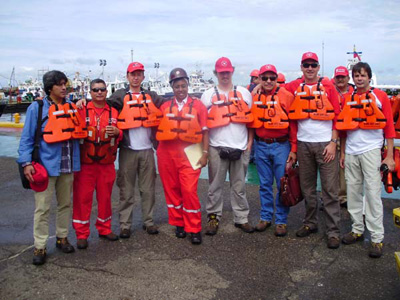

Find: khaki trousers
<box><xmin>33</xmin><ymin>173</ymin><xmax>73</xmax><ymax>249</ymax></box>
<box><xmin>206</xmin><ymin>146</ymin><xmax>250</xmax><ymax>224</ymax></box>
<box><xmin>297</xmin><ymin>141</ymin><xmax>340</xmax><ymax>238</ymax></box>
<box><xmin>345</xmin><ymin>148</ymin><xmax>383</xmax><ymax>243</ymax></box>
<box><xmin>117</xmin><ymin>147</ymin><xmax>156</xmax><ymax>229</ymax></box>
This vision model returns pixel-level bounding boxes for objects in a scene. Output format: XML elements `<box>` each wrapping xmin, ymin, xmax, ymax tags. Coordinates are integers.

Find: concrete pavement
<box><xmin>0</xmin><ymin>156</ymin><xmax>399</xmax><ymax>300</ymax></box>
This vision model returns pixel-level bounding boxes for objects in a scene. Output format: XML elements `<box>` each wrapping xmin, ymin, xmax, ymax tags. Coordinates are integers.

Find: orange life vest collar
<box><xmin>336</xmin><ymin>88</ymin><xmax>386</xmax><ymax>130</ymax></box>
<box><xmin>81</xmin><ymin>103</ymin><xmax>119</xmax><ymax>164</ymax></box>
<box><xmin>42</xmin><ymin>102</ymin><xmax>87</xmax><ymax>143</ymax></box>
<box><xmin>117</xmin><ymin>91</ymin><xmax>162</xmax><ymax>129</ymax></box>
<box><xmin>207</xmin><ymin>86</ymin><xmax>253</xmax><ymax>128</ymax></box>
<box><xmin>289</xmin><ymin>78</ymin><xmax>335</xmax><ymax>121</ymax></box>
<box><xmin>248</xmin><ymin>86</ymin><xmax>289</xmax><ymax>129</ymax></box>
<box><xmin>156</xmin><ymin>97</ymin><xmax>203</xmax><ymax>143</ymax></box>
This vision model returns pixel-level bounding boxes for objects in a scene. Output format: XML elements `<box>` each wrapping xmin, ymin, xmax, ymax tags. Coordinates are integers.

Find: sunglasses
<box><xmin>92</xmin><ymin>87</ymin><xmax>107</xmax><ymax>92</ymax></box>
<box><xmin>261</xmin><ymin>76</ymin><xmax>277</xmax><ymax>82</ymax></box>
<box><xmin>302</xmin><ymin>63</ymin><xmax>319</xmax><ymax>68</ymax></box>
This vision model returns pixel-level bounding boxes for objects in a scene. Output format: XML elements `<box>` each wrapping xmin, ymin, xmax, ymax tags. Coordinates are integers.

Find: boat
<box><xmin>346</xmin><ymin>45</ymin><xmax>400</xmax><ymax>93</ymax></box>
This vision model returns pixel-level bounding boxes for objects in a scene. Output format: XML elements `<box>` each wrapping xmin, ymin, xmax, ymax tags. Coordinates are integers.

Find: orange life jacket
<box><xmin>289</xmin><ymin>78</ymin><xmax>335</xmax><ymax>121</ymax></box>
<box><xmin>391</xmin><ymin>95</ymin><xmax>400</xmax><ymax>138</ymax></box>
<box><xmin>117</xmin><ymin>91</ymin><xmax>163</xmax><ymax>129</ymax></box>
<box><xmin>156</xmin><ymin>98</ymin><xmax>203</xmax><ymax>143</ymax></box>
<box><xmin>207</xmin><ymin>86</ymin><xmax>253</xmax><ymax>128</ymax></box>
<box><xmin>43</xmin><ymin>102</ymin><xmax>87</xmax><ymax>143</ymax></box>
<box><xmin>336</xmin><ymin>89</ymin><xmax>386</xmax><ymax>130</ymax></box>
<box><xmin>80</xmin><ymin>104</ymin><xmax>119</xmax><ymax>164</ymax></box>
<box><xmin>247</xmin><ymin>86</ymin><xmax>289</xmax><ymax>129</ymax></box>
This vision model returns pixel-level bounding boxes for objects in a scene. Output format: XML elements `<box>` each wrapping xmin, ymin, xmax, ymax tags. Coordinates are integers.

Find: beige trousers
<box><xmin>345</xmin><ymin>148</ymin><xmax>384</xmax><ymax>243</ymax></box>
<box><xmin>33</xmin><ymin>173</ymin><xmax>73</xmax><ymax>249</ymax></box>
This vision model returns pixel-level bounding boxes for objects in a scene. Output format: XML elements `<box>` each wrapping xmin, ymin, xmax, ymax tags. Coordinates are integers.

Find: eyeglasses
<box><xmin>261</xmin><ymin>76</ymin><xmax>277</xmax><ymax>82</ymax></box>
<box><xmin>92</xmin><ymin>88</ymin><xmax>107</xmax><ymax>92</ymax></box>
<box><xmin>302</xmin><ymin>63</ymin><xmax>319</xmax><ymax>69</ymax></box>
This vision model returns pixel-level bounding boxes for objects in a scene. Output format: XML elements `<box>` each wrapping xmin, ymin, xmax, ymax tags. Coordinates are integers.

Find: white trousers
<box><xmin>345</xmin><ymin>148</ymin><xmax>384</xmax><ymax>243</ymax></box>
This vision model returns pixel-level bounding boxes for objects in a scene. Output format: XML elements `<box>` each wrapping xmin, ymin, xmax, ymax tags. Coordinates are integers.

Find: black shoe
<box><xmin>142</xmin><ymin>225</ymin><xmax>159</xmax><ymax>235</ymax></box>
<box><xmin>191</xmin><ymin>232</ymin><xmax>202</xmax><ymax>245</ymax></box>
<box><xmin>175</xmin><ymin>226</ymin><xmax>187</xmax><ymax>238</ymax></box>
<box><xmin>99</xmin><ymin>232</ymin><xmax>119</xmax><ymax>241</ymax></box>
<box><xmin>119</xmin><ymin>228</ymin><xmax>131</xmax><ymax>239</ymax></box>
<box><xmin>77</xmin><ymin>239</ymin><xmax>88</xmax><ymax>250</ymax></box>
<box><xmin>234</xmin><ymin>222</ymin><xmax>255</xmax><ymax>233</ymax></box>
<box><xmin>32</xmin><ymin>248</ymin><xmax>46</xmax><ymax>265</ymax></box>
<box><xmin>56</xmin><ymin>237</ymin><xmax>75</xmax><ymax>253</ymax></box>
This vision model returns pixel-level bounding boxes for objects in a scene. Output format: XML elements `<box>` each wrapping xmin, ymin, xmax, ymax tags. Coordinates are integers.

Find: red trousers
<box><xmin>157</xmin><ymin>141</ymin><xmax>202</xmax><ymax>233</ymax></box>
<box><xmin>73</xmin><ymin>163</ymin><xmax>116</xmax><ymax>239</ymax></box>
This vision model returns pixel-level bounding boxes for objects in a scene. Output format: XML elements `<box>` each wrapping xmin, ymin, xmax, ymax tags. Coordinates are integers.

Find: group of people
<box><xmin>17</xmin><ymin>52</ymin><xmax>395</xmax><ymax>266</ymax></box>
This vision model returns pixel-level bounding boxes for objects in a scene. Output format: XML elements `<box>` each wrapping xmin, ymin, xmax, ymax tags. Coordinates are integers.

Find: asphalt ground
<box><xmin>0</xmin><ymin>155</ymin><xmax>400</xmax><ymax>300</ymax></box>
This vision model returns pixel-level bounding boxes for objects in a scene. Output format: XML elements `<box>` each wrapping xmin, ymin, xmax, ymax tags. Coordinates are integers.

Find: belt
<box><xmin>255</xmin><ymin>136</ymin><xmax>289</xmax><ymax>144</ymax></box>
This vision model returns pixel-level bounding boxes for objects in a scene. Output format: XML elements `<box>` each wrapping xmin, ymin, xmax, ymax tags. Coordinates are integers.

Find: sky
<box><xmin>1</xmin><ymin>0</ymin><xmax>400</xmax><ymax>88</ymax></box>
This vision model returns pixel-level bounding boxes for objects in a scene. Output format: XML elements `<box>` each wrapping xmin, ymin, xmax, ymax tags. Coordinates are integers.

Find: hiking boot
<box><xmin>234</xmin><ymin>222</ymin><xmax>255</xmax><ymax>233</ymax></box>
<box><xmin>341</xmin><ymin>232</ymin><xmax>364</xmax><ymax>245</ymax></box>
<box><xmin>56</xmin><ymin>237</ymin><xmax>75</xmax><ymax>253</ymax></box>
<box><xmin>296</xmin><ymin>225</ymin><xmax>318</xmax><ymax>237</ymax></box>
<box><xmin>274</xmin><ymin>224</ymin><xmax>287</xmax><ymax>237</ymax></box>
<box><xmin>119</xmin><ymin>228</ymin><xmax>131</xmax><ymax>239</ymax></box>
<box><xmin>142</xmin><ymin>225</ymin><xmax>159</xmax><ymax>235</ymax></box>
<box><xmin>205</xmin><ymin>214</ymin><xmax>219</xmax><ymax>236</ymax></box>
<box><xmin>191</xmin><ymin>232</ymin><xmax>202</xmax><ymax>245</ymax></box>
<box><xmin>255</xmin><ymin>220</ymin><xmax>272</xmax><ymax>232</ymax></box>
<box><xmin>77</xmin><ymin>239</ymin><xmax>88</xmax><ymax>250</ymax></box>
<box><xmin>99</xmin><ymin>232</ymin><xmax>119</xmax><ymax>241</ymax></box>
<box><xmin>369</xmin><ymin>242</ymin><xmax>383</xmax><ymax>258</ymax></box>
<box><xmin>327</xmin><ymin>237</ymin><xmax>340</xmax><ymax>249</ymax></box>
<box><xmin>32</xmin><ymin>248</ymin><xmax>46</xmax><ymax>265</ymax></box>
<box><xmin>175</xmin><ymin>226</ymin><xmax>187</xmax><ymax>238</ymax></box>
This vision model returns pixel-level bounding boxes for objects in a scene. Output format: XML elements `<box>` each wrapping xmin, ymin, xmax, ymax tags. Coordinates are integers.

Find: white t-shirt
<box><xmin>127</xmin><ymin>92</ymin><xmax>152</xmax><ymax>150</ymax></box>
<box><xmin>296</xmin><ymin>84</ymin><xmax>332</xmax><ymax>142</ymax></box>
<box><xmin>345</xmin><ymin>91</ymin><xmax>384</xmax><ymax>155</ymax></box>
<box><xmin>201</xmin><ymin>85</ymin><xmax>251</xmax><ymax>150</ymax></box>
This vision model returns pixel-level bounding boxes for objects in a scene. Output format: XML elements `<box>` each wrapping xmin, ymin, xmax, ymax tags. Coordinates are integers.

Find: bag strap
<box><xmin>32</xmin><ymin>100</ymin><xmax>43</xmax><ymax>162</ymax></box>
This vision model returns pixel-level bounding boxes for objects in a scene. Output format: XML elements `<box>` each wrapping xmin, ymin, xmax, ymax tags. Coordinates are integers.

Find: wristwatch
<box><xmin>330</xmin><ymin>139</ymin><xmax>338</xmax><ymax>144</ymax></box>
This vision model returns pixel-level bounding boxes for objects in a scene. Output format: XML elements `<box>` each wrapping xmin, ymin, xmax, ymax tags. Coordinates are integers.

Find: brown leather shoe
<box><xmin>56</xmin><ymin>237</ymin><xmax>75</xmax><ymax>253</ymax></box>
<box><xmin>255</xmin><ymin>220</ymin><xmax>272</xmax><ymax>232</ymax></box>
<box><xmin>32</xmin><ymin>248</ymin><xmax>46</xmax><ymax>265</ymax></box>
<box><xmin>142</xmin><ymin>225</ymin><xmax>159</xmax><ymax>235</ymax></box>
<box><xmin>295</xmin><ymin>225</ymin><xmax>318</xmax><ymax>237</ymax></box>
<box><xmin>99</xmin><ymin>232</ymin><xmax>119</xmax><ymax>241</ymax></box>
<box><xmin>234</xmin><ymin>222</ymin><xmax>255</xmax><ymax>233</ymax></box>
<box><xmin>274</xmin><ymin>224</ymin><xmax>287</xmax><ymax>237</ymax></box>
<box><xmin>119</xmin><ymin>228</ymin><xmax>131</xmax><ymax>239</ymax></box>
<box><xmin>342</xmin><ymin>232</ymin><xmax>364</xmax><ymax>245</ymax></box>
<box><xmin>205</xmin><ymin>214</ymin><xmax>219</xmax><ymax>236</ymax></box>
<box><xmin>77</xmin><ymin>239</ymin><xmax>88</xmax><ymax>250</ymax></box>
<box><xmin>327</xmin><ymin>237</ymin><xmax>340</xmax><ymax>249</ymax></box>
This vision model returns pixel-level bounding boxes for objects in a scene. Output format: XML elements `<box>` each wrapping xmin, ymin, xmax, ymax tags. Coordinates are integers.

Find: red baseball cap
<box><xmin>334</xmin><ymin>66</ymin><xmax>349</xmax><ymax>77</ymax></box>
<box><xmin>250</xmin><ymin>69</ymin><xmax>259</xmax><ymax>77</ymax></box>
<box><xmin>259</xmin><ymin>64</ymin><xmax>278</xmax><ymax>75</ymax></box>
<box><xmin>127</xmin><ymin>62</ymin><xmax>145</xmax><ymax>73</ymax></box>
<box><xmin>30</xmin><ymin>162</ymin><xmax>49</xmax><ymax>192</ymax></box>
<box><xmin>277</xmin><ymin>73</ymin><xmax>286</xmax><ymax>83</ymax></box>
<box><xmin>301</xmin><ymin>52</ymin><xmax>319</xmax><ymax>63</ymax></box>
<box><xmin>215</xmin><ymin>57</ymin><xmax>234</xmax><ymax>73</ymax></box>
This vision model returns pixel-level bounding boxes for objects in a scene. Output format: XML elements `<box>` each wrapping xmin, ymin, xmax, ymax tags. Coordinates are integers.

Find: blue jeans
<box><xmin>255</xmin><ymin>140</ymin><xmax>290</xmax><ymax>224</ymax></box>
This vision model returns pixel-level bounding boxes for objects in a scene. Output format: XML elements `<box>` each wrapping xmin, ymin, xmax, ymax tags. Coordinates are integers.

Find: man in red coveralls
<box><xmin>72</xmin><ymin>79</ymin><xmax>122</xmax><ymax>249</ymax></box>
<box><xmin>285</xmin><ymin>52</ymin><xmax>341</xmax><ymax>249</ymax></box>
